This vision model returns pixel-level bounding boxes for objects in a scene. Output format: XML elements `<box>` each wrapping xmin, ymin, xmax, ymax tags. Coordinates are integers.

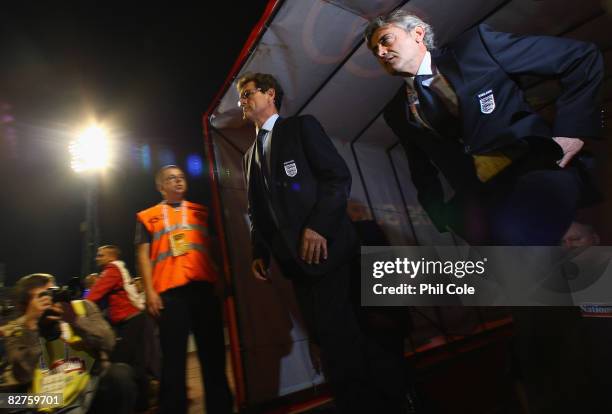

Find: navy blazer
<box><xmin>243</xmin><ymin>115</ymin><xmax>358</xmax><ymax>277</ymax></box>
<box><xmin>384</xmin><ymin>24</ymin><xmax>604</xmax><ymax>231</ymax></box>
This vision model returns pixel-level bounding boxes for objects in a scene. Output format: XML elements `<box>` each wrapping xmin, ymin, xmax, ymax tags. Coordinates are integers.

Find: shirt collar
<box><xmin>404</xmin><ymin>51</ymin><xmax>433</xmax><ymax>89</ymax></box>
<box><xmin>258</xmin><ymin>113</ymin><xmax>280</xmax><ymax>134</ymax></box>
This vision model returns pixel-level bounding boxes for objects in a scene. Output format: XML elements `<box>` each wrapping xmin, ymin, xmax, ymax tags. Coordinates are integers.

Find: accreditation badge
<box><xmin>40</xmin><ymin>369</ymin><xmax>67</xmax><ymax>394</ymax></box>
<box><xmin>169</xmin><ymin>230</ymin><xmax>190</xmax><ymax>256</ymax></box>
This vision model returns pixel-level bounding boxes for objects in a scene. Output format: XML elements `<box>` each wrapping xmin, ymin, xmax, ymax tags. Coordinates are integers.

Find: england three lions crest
<box><xmin>478</xmin><ymin>89</ymin><xmax>495</xmax><ymax>114</ymax></box>
<box><xmin>284</xmin><ymin>160</ymin><xmax>297</xmax><ymax>177</ymax></box>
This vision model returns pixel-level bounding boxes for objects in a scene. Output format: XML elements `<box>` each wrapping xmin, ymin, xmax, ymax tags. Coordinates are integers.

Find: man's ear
<box><xmin>266</xmin><ymin>88</ymin><xmax>276</xmax><ymax>101</ymax></box>
<box><xmin>413</xmin><ymin>26</ymin><xmax>425</xmax><ymax>43</ymax></box>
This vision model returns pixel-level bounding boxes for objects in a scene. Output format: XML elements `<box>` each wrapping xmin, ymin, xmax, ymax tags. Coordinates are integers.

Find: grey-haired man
<box><xmin>365</xmin><ymin>10</ymin><xmax>604</xmax><ymax>413</ymax></box>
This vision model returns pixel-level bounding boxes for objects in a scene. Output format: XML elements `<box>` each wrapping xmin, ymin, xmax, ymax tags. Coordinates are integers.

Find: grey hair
<box><xmin>364</xmin><ymin>10</ymin><xmax>435</xmax><ymax>50</ymax></box>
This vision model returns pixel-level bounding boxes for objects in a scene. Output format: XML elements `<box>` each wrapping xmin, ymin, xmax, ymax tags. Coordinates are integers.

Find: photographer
<box><xmin>1</xmin><ymin>273</ymin><xmax>136</xmax><ymax>413</ymax></box>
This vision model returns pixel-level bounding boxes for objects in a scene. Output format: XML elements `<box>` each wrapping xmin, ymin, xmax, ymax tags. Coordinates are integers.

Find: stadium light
<box><xmin>69</xmin><ymin>123</ymin><xmax>111</xmax><ymax>275</ymax></box>
<box><xmin>69</xmin><ymin>125</ymin><xmax>110</xmax><ymax>173</ymax></box>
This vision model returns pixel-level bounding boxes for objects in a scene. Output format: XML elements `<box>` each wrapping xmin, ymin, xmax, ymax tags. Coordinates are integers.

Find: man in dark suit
<box><xmin>365</xmin><ymin>10</ymin><xmax>603</xmax><ymax>246</ymax></box>
<box><xmin>364</xmin><ymin>10</ymin><xmax>605</xmax><ymax>413</ymax></box>
<box><xmin>238</xmin><ymin>72</ymin><xmax>408</xmax><ymax>413</ymax></box>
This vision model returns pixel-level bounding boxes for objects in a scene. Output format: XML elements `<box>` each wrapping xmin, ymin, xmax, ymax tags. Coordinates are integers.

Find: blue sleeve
<box><xmin>479</xmin><ymin>24</ymin><xmax>604</xmax><ymax>138</ymax></box>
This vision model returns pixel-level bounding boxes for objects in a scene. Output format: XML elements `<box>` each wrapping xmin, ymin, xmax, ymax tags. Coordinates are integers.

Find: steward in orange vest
<box><xmin>137</xmin><ymin>200</ymin><xmax>218</xmax><ymax>293</ymax></box>
<box><xmin>135</xmin><ymin>165</ymin><xmax>232</xmax><ymax>414</ymax></box>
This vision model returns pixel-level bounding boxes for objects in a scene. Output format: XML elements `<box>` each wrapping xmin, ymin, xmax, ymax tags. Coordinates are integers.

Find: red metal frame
<box><xmin>201</xmin><ymin>0</ymin><xmax>282</xmax><ymax>408</ymax></box>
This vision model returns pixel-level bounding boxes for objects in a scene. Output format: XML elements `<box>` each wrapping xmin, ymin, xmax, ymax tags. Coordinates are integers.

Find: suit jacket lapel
<box><xmin>431</xmin><ymin>48</ymin><xmax>464</xmax><ymax>93</ymax></box>
<box><xmin>390</xmin><ymin>87</ymin><xmax>423</xmax><ymax>132</ymax></box>
<box><xmin>391</xmin><ymin>49</ymin><xmax>464</xmax><ymax>133</ymax></box>
<box><xmin>269</xmin><ymin>116</ymin><xmax>285</xmax><ymax>188</ymax></box>
<box><xmin>433</xmin><ymin>48</ymin><xmax>475</xmax><ymax>142</ymax></box>
<box><xmin>246</xmin><ymin>143</ymin><xmax>257</xmax><ymax>202</ymax></box>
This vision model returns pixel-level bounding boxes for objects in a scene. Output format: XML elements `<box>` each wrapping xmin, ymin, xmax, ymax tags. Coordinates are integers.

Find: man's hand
<box><xmin>146</xmin><ymin>289</ymin><xmax>164</xmax><ymax>318</ymax></box>
<box><xmin>46</xmin><ymin>303</ymin><xmax>64</xmax><ymax>322</ymax></box>
<box><xmin>251</xmin><ymin>258</ymin><xmax>270</xmax><ymax>282</ymax></box>
<box><xmin>553</xmin><ymin>137</ymin><xmax>584</xmax><ymax>168</ymax></box>
<box><xmin>300</xmin><ymin>228</ymin><xmax>328</xmax><ymax>265</ymax></box>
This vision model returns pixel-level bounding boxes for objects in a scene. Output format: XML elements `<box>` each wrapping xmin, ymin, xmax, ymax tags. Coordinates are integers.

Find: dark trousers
<box><xmin>352</xmin><ymin>220</ymin><xmax>414</xmax><ymax>412</ymax></box>
<box><xmin>88</xmin><ymin>363</ymin><xmax>137</xmax><ymax>414</ymax></box>
<box><xmin>453</xmin><ymin>157</ymin><xmax>595</xmax><ymax>412</ymax></box>
<box><xmin>111</xmin><ymin>312</ymin><xmax>150</xmax><ymax>411</ymax></box>
<box><xmin>454</xmin><ymin>156</ymin><xmax>583</xmax><ymax>246</ymax></box>
<box><xmin>158</xmin><ymin>281</ymin><xmax>232</xmax><ymax>414</ymax></box>
<box><xmin>289</xmin><ymin>259</ymin><xmax>408</xmax><ymax>414</ymax></box>
<box><xmin>290</xmin><ymin>261</ymin><xmax>370</xmax><ymax>413</ymax></box>
<box><xmin>358</xmin><ymin>307</ymin><xmax>412</xmax><ymax>413</ymax></box>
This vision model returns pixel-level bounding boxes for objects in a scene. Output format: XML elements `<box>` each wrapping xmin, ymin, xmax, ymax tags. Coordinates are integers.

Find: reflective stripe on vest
<box><xmin>151</xmin><ymin>242</ymin><xmax>209</xmax><ymax>267</ymax></box>
<box><xmin>137</xmin><ymin>201</ymin><xmax>218</xmax><ymax>293</ymax></box>
<box><xmin>152</xmin><ymin>223</ymin><xmax>209</xmax><ymax>242</ymax></box>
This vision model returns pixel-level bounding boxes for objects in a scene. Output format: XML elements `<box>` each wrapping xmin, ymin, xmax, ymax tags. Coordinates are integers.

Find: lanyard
<box><xmin>39</xmin><ymin>333</ymin><xmax>69</xmax><ymax>370</ymax></box>
<box><xmin>162</xmin><ymin>200</ymin><xmax>187</xmax><ymax>232</ymax></box>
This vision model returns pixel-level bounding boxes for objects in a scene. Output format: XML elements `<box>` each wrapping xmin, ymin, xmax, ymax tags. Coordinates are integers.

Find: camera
<box><xmin>39</xmin><ymin>287</ymin><xmax>74</xmax><ymax>303</ymax></box>
<box><xmin>39</xmin><ymin>277</ymin><xmax>82</xmax><ymax>303</ymax></box>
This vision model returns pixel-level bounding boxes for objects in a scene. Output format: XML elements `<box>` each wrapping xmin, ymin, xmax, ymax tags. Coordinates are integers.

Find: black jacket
<box><xmin>384</xmin><ymin>24</ymin><xmax>604</xmax><ymax>231</ymax></box>
<box><xmin>243</xmin><ymin>115</ymin><xmax>358</xmax><ymax>277</ymax></box>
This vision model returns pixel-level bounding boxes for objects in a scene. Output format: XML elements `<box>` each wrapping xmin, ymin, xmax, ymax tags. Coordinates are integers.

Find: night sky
<box><xmin>0</xmin><ymin>2</ymin><xmax>270</xmax><ymax>285</ymax></box>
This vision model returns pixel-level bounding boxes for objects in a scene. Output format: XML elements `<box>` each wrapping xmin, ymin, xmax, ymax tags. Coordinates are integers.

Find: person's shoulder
<box><xmin>185</xmin><ymin>201</ymin><xmax>207</xmax><ymax>211</ymax></box>
<box><xmin>277</xmin><ymin>114</ymin><xmax>321</xmax><ymax>126</ymax></box>
<box><xmin>80</xmin><ymin>299</ymin><xmax>102</xmax><ymax>315</ymax></box>
<box><xmin>269</xmin><ymin>116</ymin><xmax>297</xmax><ymax>138</ymax></box>
<box><xmin>296</xmin><ymin>114</ymin><xmax>321</xmax><ymax>124</ymax></box>
<box><xmin>293</xmin><ymin>114</ymin><xmax>328</xmax><ymax>134</ymax></box>
<box><xmin>472</xmin><ymin>23</ymin><xmax>507</xmax><ymax>43</ymax></box>
<box><xmin>104</xmin><ymin>261</ymin><xmax>121</xmax><ymax>274</ymax></box>
<box><xmin>137</xmin><ymin>203</ymin><xmax>162</xmax><ymax>217</ymax></box>
<box><xmin>439</xmin><ymin>24</ymin><xmax>493</xmax><ymax>59</ymax></box>
<box><xmin>473</xmin><ymin>23</ymin><xmax>493</xmax><ymax>33</ymax></box>
<box><xmin>0</xmin><ymin>316</ymin><xmax>27</xmax><ymax>338</ymax></box>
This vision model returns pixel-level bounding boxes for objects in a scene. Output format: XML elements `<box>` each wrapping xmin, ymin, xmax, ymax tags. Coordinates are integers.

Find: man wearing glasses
<box><xmin>237</xmin><ymin>73</ymin><xmax>408</xmax><ymax>413</ymax></box>
<box><xmin>136</xmin><ymin>165</ymin><xmax>232</xmax><ymax>414</ymax></box>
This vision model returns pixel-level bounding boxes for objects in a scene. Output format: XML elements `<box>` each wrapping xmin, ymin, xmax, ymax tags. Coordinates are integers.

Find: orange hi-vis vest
<box><xmin>137</xmin><ymin>200</ymin><xmax>218</xmax><ymax>293</ymax></box>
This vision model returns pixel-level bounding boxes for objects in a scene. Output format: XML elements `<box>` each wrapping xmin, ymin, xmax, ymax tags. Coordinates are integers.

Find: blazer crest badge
<box><xmin>283</xmin><ymin>160</ymin><xmax>297</xmax><ymax>177</ymax></box>
<box><xmin>478</xmin><ymin>89</ymin><xmax>496</xmax><ymax>114</ymax></box>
